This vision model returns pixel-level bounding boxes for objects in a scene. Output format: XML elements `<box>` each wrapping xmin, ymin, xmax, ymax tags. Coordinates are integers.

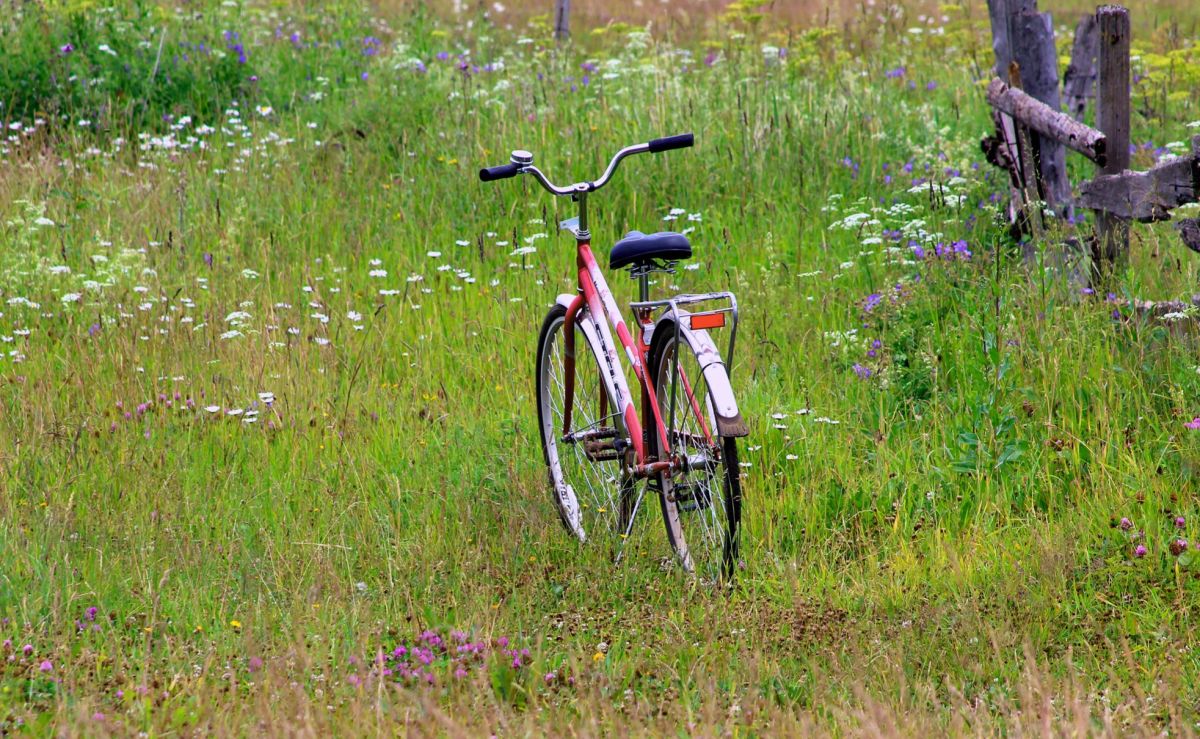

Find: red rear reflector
<box><xmin>689</xmin><ymin>312</ymin><xmax>725</xmax><ymax>330</ymax></box>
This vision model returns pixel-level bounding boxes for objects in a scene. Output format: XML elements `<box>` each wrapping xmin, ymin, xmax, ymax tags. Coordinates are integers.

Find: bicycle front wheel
<box><xmin>648</xmin><ymin>321</ymin><xmax>742</xmax><ymax>583</ymax></box>
<box><xmin>536</xmin><ymin>303</ymin><xmax>635</xmax><ymax>543</ymax></box>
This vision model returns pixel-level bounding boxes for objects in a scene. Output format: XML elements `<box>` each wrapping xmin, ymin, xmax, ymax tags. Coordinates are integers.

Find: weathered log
<box><xmin>986</xmin><ymin>79</ymin><xmax>1107</xmax><ymax>164</ymax></box>
<box><xmin>1078</xmin><ymin>138</ymin><xmax>1200</xmax><ymax>222</ymax></box>
<box><xmin>1178</xmin><ymin>219</ymin><xmax>1200</xmax><ymax>254</ymax></box>
<box><xmin>1094</xmin><ymin>5</ymin><xmax>1131</xmax><ymax>268</ymax></box>
<box><xmin>1063</xmin><ymin>14</ymin><xmax>1099</xmax><ymax>119</ymax></box>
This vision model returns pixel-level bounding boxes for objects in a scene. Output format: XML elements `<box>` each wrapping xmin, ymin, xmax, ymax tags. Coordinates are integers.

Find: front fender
<box><xmin>653</xmin><ymin>310</ymin><xmax>749</xmax><ymax>438</ymax></box>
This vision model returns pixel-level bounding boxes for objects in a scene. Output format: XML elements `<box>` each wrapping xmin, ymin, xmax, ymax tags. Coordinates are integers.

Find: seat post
<box><xmin>638</xmin><ymin>272</ymin><xmax>650</xmax><ymax>302</ymax></box>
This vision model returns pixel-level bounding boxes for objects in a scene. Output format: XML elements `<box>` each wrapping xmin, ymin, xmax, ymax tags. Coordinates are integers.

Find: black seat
<box><xmin>609</xmin><ymin>231</ymin><xmax>692</xmax><ymax>270</ymax></box>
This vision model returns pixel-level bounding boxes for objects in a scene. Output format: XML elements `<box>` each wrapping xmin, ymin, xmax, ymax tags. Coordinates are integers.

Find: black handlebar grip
<box><xmin>647</xmin><ymin>133</ymin><xmax>694</xmax><ymax>153</ymax></box>
<box><xmin>479</xmin><ymin>162</ymin><xmax>522</xmax><ymax>182</ymax></box>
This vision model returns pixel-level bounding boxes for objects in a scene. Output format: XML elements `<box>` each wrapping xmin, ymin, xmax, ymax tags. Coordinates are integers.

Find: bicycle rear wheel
<box><xmin>648</xmin><ymin>321</ymin><xmax>742</xmax><ymax>583</ymax></box>
<box><xmin>536</xmin><ymin>303</ymin><xmax>635</xmax><ymax>542</ymax></box>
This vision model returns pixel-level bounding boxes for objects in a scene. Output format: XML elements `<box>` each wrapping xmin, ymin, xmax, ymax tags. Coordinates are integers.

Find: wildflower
<box><xmin>248</xmin><ymin>656</ymin><xmax>263</xmax><ymax>672</ymax></box>
<box><xmin>39</xmin><ymin>660</ymin><xmax>52</xmax><ymax>672</ymax></box>
<box><xmin>1170</xmin><ymin>539</ymin><xmax>1189</xmax><ymax>556</ymax></box>
<box><xmin>1176</xmin><ymin>516</ymin><xmax>1187</xmax><ymax>529</ymax></box>
<box><xmin>1134</xmin><ymin>544</ymin><xmax>1147</xmax><ymax>558</ymax></box>
<box><xmin>1119</xmin><ymin>517</ymin><xmax>1133</xmax><ymax>531</ymax></box>
<box><xmin>1184</xmin><ymin>417</ymin><xmax>1200</xmax><ymax>430</ymax></box>
<box><xmin>22</xmin><ymin>644</ymin><xmax>32</xmax><ymax>656</ymax></box>
<box><xmin>592</xmin><ymin>651</ymin><xmax>605</xmax><ymax>662</ymax></box>
<box><xmin>852</xmin><ymin>363</ymin><xmax>872</xmax><ymax>380</ymax></box>
<box><xmin>60</xmin><ymin>43</ymin><xmax>74</xmax><ymax>55</ymax></box>
<box><xmin>230</xmin><ymin>620</ymin><xmax>242</xmax><ymax>630</ymax></box>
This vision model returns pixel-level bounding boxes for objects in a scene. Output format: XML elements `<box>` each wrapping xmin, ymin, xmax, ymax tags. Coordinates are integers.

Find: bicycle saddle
<box><xmin>608</xmin><ymin>230</ymin><xmax>692</xmax><ymax>269</ymax></box>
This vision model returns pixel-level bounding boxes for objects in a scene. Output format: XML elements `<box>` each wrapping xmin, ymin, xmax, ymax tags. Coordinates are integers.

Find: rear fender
<box><xmin>653</xmin><ymin>310</ymin><xmax>749</xmax><ymax>438</ymax></box>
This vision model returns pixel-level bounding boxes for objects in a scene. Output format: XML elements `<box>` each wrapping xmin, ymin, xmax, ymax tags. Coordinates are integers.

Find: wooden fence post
<box><xmin>1094</xmin><ymin>5</ymin><xmax>1131</xmax><ymax>271</ymax></box>
<box><xmin>1063</xmin><ymin>14</ymin><xmax>1099</xmax><ymax>119</ymax></box>
<box><xmin>554</xmin><ymin>0</ymin><xmax>570</xmax><ymax>41</ymax></box>
<box><xmin>985</xmin><ymin>0</ymin><xmax>1071</xmax><ymax>217</ymax></box>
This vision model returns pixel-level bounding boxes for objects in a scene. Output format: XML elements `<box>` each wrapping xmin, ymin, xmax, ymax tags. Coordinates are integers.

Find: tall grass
<box><xmin>1</xmin><ymin>0</ymin><xmax>1199</xmax><ymax>733</ymax></box>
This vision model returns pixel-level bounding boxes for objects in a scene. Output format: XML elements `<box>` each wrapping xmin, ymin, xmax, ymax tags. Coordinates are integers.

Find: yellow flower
<box><xmin>592</xmin><ymin>651</ymin><xmax>605</xmax><ymax>662</ymax></box>
<box><xmin>230</xmin><ymin>620</ymin><xmax>242</xmax><ymax>630</ymax></box>
<box><xmin>193</xmin><ymin>625</ymin><xmax>203</xmax><ymax>634</ymax></box>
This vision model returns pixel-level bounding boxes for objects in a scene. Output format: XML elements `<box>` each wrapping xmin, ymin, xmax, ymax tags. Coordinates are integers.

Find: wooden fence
<box><xmin>982</xmin><ymin>2</ymin><xmax>1200</xmax><ymax>276</ymax></box>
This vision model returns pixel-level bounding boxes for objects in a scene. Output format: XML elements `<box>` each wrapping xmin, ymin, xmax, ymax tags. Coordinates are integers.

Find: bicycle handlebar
<box><xmin>478</xmin><ymin>162</ymin><xmax>522</xmax><ymax>181</ymax></box>
<box><xmin>647</xmin><ymin>133</ymin><xmax>694</xmax><ymax>153</ymax></box>
<box><xmin>477</xmin><ymin>133</ymin><xmax>694</xmax><ymax>195</ymax></box>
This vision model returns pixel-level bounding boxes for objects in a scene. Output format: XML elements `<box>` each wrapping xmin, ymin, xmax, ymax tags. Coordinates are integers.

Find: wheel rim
<box><xmin>655</xmin><ymin>333</ymin><xmax>737</xmax><ymax>582</ymax></box>
<box><xmin>539</xmin><ymin>312</ymin><xmax>632</xmax><ymax>542</ymax></box>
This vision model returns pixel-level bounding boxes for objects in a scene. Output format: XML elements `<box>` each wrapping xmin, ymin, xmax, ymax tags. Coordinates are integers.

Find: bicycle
<box><xmin>479</xmin><ymin>134</ymin><xmax>749</xmax><ymax>582</ymax></box>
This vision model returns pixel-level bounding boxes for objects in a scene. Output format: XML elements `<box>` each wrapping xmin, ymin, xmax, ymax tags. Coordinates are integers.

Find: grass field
<box><xmin>2</xmin><ymin>0</ymin><xmax>1200</xmax><ymax>734</ymax></box>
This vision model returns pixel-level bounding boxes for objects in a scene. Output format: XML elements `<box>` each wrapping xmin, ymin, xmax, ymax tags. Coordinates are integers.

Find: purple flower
<box><xmin>1176</xmin><ymin>516</ymin><xmax>1186</xmax><ymax>529</ymax></box>
<box><xmin>862</xmin><ymin>293</ymin><xmax>882</xmax><ymax>312</ymax></box>
<box><xmin>22</xmin><ymin>644</ymin><xmax>32</xmax><ymax>656</ymax></box>
<box><xmin>203</xmin><ymin>252</ymin><xmax>213</xmax><ymax>268</ymax></box>
<box><xmin>85</xmin><ymin>606</ymin><xmax>98</xmax><ymax>621</ymax></box>
<box><xmin>852</xmin><ymin>363</ymin><xmax>873</xmax><ymax>380</ymax></box>
<box><xmin>60</xmin><ymin>43</ymin><xmax>75</xmax><ymax>55</ymax></box>
<box><xmin>1134</xmin><ymin>544</ymin><xmax>1147</xmax><ymax>558</ymax></box>
<box><xmin>92</xmin><ymin>713</ymin><xmax>105</xmax><ymax>722</ymax></box>
<box><xmin>360</xmin><ymin>71</ymin><xmax>369</xmax><ymax>81</ymax></box>
<box><xmin>1184</xmin><ymin>417</ymin><xmax>1200</xmax><ymax>430</ymax></box>
<box><xmin>248</xmin><ymin>656</ymin><xmax>263</xmax><ymax>672</ymax></box>
<box><xmin>704</xmin><ymin>51</ymin><xmax>718</xmax><ymax>67</ymax></box>
<box><xmin>88</xmin><ymin>322</ymin><xmax>101</xmax><ymax>337</ymax></box>
<box><xmin>39</xmin><ymin>660</ymin><xmax>52</xmax><ymax>672</ymax></box>
<box><xmin>1170</xmin><ymin>538</ymin><xmax>1189</xmax><ymax>556</ymax></box>
<box><xmin>885</xmin><ymin>66</ymin><xmax>905</xmax><ymax>79</ymax></box>
<box><xmin>1119</xmin><ymin>517</ymin><xmax>1133</xmax><ymax>531</ymax></box>
<box><xmin>925</xmin><ymin>81</ymin><xmax>938</xmax><ymax>91</ymax></box>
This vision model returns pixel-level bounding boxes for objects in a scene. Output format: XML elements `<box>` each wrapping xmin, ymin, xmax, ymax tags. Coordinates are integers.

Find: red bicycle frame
<box><xmin>561</xmin><ymin>239</ymin><xmax>674</xmax><ymax>478</ymax></box>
